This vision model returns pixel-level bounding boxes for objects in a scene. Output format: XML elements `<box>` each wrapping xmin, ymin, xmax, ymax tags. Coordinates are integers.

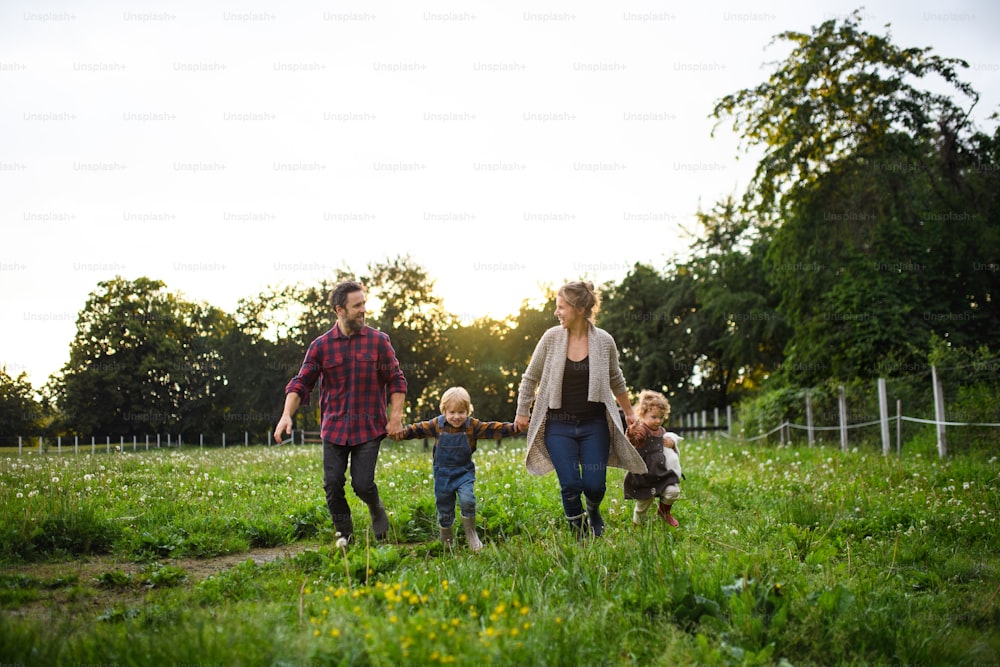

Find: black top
<box><xmin>548</xmin><ymin>356</ymin><xmax>605</xmax><ymax>422</ymax></box>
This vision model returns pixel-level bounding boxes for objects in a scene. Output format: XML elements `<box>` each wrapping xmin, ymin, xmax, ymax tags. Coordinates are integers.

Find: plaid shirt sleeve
<box><xmin>284</xmin><ymin>335</ymin><xmax>326</xmax><ymax>406</ymax></box>
<box><xmin>467</xmin><ymin>418</ymin><xmax>517</xmax><ymax>452</ymax></box>
<box><xmin>400</xmin><ymin>419</ymin><xmax>439</xmax><ymax>440</ymax></box>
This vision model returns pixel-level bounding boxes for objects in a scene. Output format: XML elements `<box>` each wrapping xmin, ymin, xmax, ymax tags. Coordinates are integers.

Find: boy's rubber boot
<box><xmin>439</xmin><ymin>525</ymin><xmax>454</xmax><ymax>546</ymax></box>
<box><xmin>461</xmin><ymin>515</ymin><xmax>483</xmax><ymax>553</ymax></box>
<box><xmin>586</xmin><ymin>500</ymin><xmax>605</xmax><ymax>537</ymax></box>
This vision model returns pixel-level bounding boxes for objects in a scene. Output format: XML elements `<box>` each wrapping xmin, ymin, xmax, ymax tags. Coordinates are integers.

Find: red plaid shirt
<box><xmin>285</xmin><ymin>325</ymin><xmax>407</xmax><ymax>446</ymax></box>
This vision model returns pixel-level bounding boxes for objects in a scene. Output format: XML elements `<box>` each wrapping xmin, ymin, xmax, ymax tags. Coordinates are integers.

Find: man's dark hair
<box><xmin>328</xmin><ymin>281</ymin><xmax>365</xmax><ymax>310</ymax></box>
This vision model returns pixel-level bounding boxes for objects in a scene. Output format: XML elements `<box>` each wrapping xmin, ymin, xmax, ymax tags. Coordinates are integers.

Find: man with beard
<box><xmin>274</xmin><ymin>280</ymin><xmax>407</xmax><ymax>544</ymax></box>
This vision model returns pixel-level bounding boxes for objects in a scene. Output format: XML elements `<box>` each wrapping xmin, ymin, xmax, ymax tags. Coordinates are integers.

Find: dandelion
<box><xmin>51</xmin><ymin>476</ymin><xmax>59</xmax><ymax>483</ymax></box>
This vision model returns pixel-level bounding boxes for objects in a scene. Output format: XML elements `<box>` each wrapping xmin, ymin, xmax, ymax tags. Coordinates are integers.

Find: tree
<box><xmin>713</xmin><ymin>10</ymin><xmax>979</xmax><ymax>222</ymax></box>
<box><xmin>361</xmin><ymin>256</ymin><xmax>451</xmax><ymax>419</ymax></box>
<box><xmin>420</xmin><ymin>316</ymin><xmax>518</xmax><ymax>424</ymax></box>
<box><xmin>687</xmin><ymin>199</ymin><xmax>789</xmax><ymax>401</ymax></box>
<box><xmin>49</xmin><ymin>277</ymin><xmax>233</xmax><ymax>437</ymax></box>
<box><xmin>0</xmin><ymin>366</ymin><xmax>45</xmax><ymax>437</ymax></box>
<box><xmin>228</xmin><ymin>279</ymin><xmax>346</xmax><ymax>435</ymax></box>
<box><xmin>600</xmin><ymin>264</ymin><xmax>685</xmax><ymax>400</ymax></box>
<box><xmin>713</xmin><ymin>11</ymin><xmax>999</xmax><ymax>383</ymax></box>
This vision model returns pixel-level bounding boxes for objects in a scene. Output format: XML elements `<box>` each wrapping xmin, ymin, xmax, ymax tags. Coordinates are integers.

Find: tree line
<box><xmin>3</xmin><ymin>12</ymin><xmax>998</xmax><ymax>443</ymax></box>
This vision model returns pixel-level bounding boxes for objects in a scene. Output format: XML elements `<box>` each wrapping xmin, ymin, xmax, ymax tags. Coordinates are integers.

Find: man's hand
<box><xmin>273</xmin><ymin>415</ymin><xmax>293</xmax><ymax>444</ymax></box>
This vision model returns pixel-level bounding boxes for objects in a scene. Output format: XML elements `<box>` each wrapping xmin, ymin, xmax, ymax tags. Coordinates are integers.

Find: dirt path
<box><xmin>2</xmin><ymin>541</ymin><xmax>322</xmax><ymax>622</ymax></box>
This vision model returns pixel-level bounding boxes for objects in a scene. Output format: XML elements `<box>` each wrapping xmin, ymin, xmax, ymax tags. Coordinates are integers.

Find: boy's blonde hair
<box><xmin>635</xmin><ymin>389</ymin><xmax>670</xmax><ymax>421</ymax></box>
<box><xmin>440</xmin><ymin>386</ymin><xmax>473</xmax><ymax>414</ymax></box>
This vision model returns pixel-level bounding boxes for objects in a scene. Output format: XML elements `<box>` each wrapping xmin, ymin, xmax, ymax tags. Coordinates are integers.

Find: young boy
<box><xmin>393</xmin><ymin>387</ymin><xmax>516</xmax><ymax>552</ymax></box>
<box><xmin>623</xmin><ymin>389</ymin><xmax>684</xmax><ymax>527</ymax></box>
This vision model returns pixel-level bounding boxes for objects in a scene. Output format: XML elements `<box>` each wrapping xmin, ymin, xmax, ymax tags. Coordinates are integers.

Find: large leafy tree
<box><xmin>713</xmin><ymin>11</ymin><xmax>999</xmax><ymax>383</ymax></box>
<box><xmin>601</xmin><ymin>208</ymin><xmax>787</xmax><ymax>418</ymax></box>
<box><xmin>50</xmin><ymin>277</ymin><xmax>233</xmax><ymax>437</ymax></box>
<box><xmin>360</xmin><ymin>256</ymin><xmax>451</xmax><ymax>419</ymax></box>
<box><xmin>419</xmin><ymin>316</ymin><xmax>517</xmax><ymax>424</ymax></box>
<box><xmin>600</xmin><ymin>264</ymin><xmax>687</xmax><ymax>400</ymax></box>
<box><xmin>687</xmin><ymin>199</ymin><xmax>789</xmax><ymax>401</ymax></box>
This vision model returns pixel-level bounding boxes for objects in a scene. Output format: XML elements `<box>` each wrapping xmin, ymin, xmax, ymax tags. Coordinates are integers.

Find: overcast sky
<box><xmin>2</xmin><ymin>0</ymin><xmax>998</xmax><ymax>391</ymax></box>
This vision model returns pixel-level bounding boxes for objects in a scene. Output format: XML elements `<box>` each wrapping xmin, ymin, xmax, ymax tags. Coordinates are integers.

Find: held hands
<box><xmin>626</xmin><ymin>421</ymin><xmax>649</xmax><ymax>448</ymax></box>
<box><xmin>513</xmin><ymin>415</ymin><xmax>529</xmax><ymax>433</ymax></box>
<box><xmin>386</xmin><ymin>415</ymin><xmax>404</xmax><ymax>440</ymax></box>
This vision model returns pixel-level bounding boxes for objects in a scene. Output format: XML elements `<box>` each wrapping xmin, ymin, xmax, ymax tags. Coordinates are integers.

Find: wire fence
<box><xmin>674</xmin><ymin>363</ymin><xmax>1000</xmax><ymax>457</ymax></box>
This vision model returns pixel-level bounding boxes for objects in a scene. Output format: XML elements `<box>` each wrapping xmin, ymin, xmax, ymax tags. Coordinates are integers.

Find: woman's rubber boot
<box><xmin>461</xmin><ymin>515</ymin><xmax>483</xmax><ymax>553</ymax></box>
<box><xmin>586</xmin><ymin>500</ymin><xmax>605</xmax><ymax>537</ymax></box>
<box><xmin>566</xmin><ymin>512</ymin><xmax>588</xmax><ymax>539</ymax></box>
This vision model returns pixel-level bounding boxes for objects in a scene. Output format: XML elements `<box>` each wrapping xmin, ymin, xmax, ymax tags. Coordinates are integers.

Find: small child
<box><xmin>394</xmin><ymin>387</ymin><xmax>516</xmax><ymax>552</ymax></box>
<box><xmin>623</xmin><ymin>389</ymin><xmax>684</xmax><ymax>527</ymax></box>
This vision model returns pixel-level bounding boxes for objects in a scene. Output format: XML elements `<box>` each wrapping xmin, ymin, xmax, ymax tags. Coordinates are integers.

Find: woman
<box><xmin>514</xmin><ymin>281</ymin><xmax>647</xmax><ymax>536</ymax></box>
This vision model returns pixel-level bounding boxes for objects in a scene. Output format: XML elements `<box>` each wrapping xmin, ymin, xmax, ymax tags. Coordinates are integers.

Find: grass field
<box><xmin>1</xmin><ymin>435</ymin><xmax>997</xmax><ymax>666</ymax></box>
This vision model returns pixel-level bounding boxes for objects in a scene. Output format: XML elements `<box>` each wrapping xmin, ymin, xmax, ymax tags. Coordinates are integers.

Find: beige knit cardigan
<box><xmin>516</xmin><ymin>323</ymin><xmax>648</xmax><ymax>476</ymax></box>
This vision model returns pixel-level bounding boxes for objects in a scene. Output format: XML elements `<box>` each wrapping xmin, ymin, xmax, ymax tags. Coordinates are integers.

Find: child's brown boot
<box><xmin>657</xmin><ymin>502</ymin><xmax>679</xmax><ymax>527</ymax></box>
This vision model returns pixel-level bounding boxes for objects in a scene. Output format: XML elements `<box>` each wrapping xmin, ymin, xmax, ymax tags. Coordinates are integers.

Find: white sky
<box><xmin>2</xmin><ymin>0</ymin><xmax>998</xmax><ymax>391</ymax></box>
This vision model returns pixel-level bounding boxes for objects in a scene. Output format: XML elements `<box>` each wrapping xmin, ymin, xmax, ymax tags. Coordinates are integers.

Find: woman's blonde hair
<box><xmin>440</xmin><ymin>386</ymin><xmax>473</xmax><ymax>414</ymax></box>
<box><xmin>558</xmin><ymin>280</ymin><xmax>600</xmax><ymax>321</ymax></box>
<box><xmin>635</xmin><ymin>389</ymin><xmax>670</xmax><ymax>421</ymax></box>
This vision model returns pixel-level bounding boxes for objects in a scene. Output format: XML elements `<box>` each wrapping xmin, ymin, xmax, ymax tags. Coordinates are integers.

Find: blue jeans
<box><xmin>544</xmin><ymin>416</ymin><xmax>610</xmax><ymax>518</ymax></box>
<box><xmin>322</xmin><ymin>438</ymin><xmax>382</xmax><ymax>537</ymax></box>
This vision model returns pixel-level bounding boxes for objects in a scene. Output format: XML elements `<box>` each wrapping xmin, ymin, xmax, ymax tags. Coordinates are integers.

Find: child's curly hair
<box><xmin>635</xmin><ymin>389</ymin><xmax>671</xmax><ymax>421</ymax></box>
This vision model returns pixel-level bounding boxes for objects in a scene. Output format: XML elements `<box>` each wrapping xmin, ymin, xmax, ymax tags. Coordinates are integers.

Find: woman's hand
<box><xmin>514</xmin><ymin>414</ymin><xmax>530</xmax><ymax>432</ymax></box>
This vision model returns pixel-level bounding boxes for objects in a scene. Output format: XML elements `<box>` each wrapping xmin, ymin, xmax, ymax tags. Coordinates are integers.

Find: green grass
<box><xmin>0</xmin><ymin>437</ymin><xmax>997</xmax><ymax>665</ymax></box>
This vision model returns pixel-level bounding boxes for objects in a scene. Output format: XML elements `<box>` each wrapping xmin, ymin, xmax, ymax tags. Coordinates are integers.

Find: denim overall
<box><xmin>433</xmin><ymin>415</ymin><xmax>477</xmax><ymax>529</ymax></box>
